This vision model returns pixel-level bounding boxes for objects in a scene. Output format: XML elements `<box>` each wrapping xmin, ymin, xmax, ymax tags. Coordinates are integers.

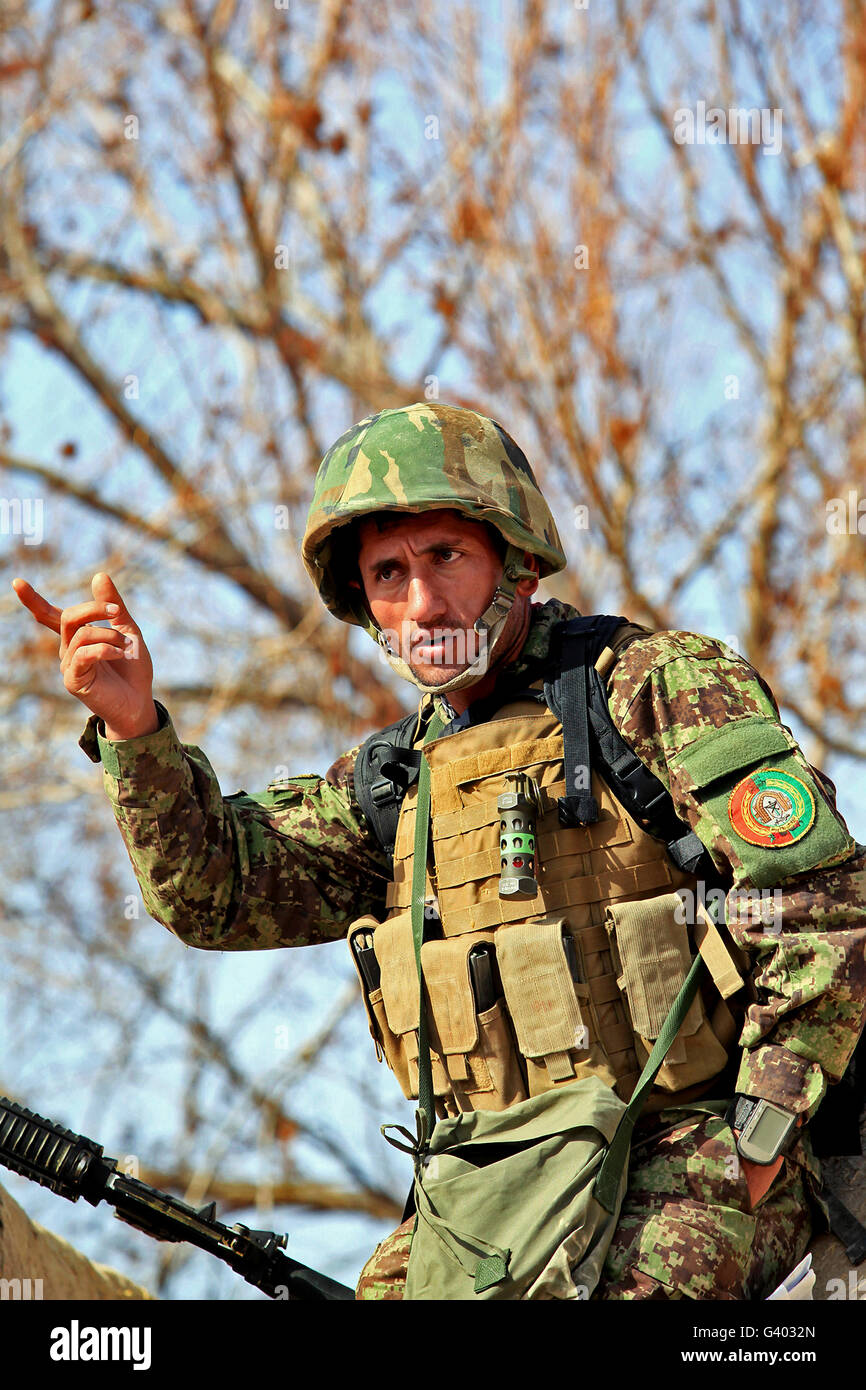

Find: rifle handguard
<box><xmin>0</xmin><ymin>1096</ymin><xmax>110</xmax><ymax>1204</ymax></box>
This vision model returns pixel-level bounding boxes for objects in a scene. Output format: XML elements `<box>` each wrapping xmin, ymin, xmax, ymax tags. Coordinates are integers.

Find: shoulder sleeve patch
<box><xmin>676</xmin><ymin>716</ymin><xmax>855</xmax><ymax>888</ymax></box>
<box><xmin>728</xmin><ymin>769</ymin><xmax>815</xmax><ymax>848</ymax></box>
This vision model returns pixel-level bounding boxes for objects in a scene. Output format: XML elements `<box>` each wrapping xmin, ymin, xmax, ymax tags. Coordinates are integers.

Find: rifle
<box><xmin>0</xmin><ymin>1095</ymin><xmax>354</xmax><ymax>1300</ymax></box>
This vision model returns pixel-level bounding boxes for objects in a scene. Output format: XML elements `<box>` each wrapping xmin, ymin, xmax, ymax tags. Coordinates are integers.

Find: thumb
<box><xmin>91</xmin><ymin>571</ymin><xmax>123</xmax><ymax>606</ymax></box>
<box><xmin>91</xmin><ymin>571</ymin><xmax>140</xmax><ymax>638</ymax></box>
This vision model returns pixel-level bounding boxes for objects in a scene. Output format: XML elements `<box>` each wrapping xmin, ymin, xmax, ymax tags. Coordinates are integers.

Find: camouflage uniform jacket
<box><xmin>79</xmin><ymin>599</ymin><xmax>866</xmax><ymax>1122</ymax></box>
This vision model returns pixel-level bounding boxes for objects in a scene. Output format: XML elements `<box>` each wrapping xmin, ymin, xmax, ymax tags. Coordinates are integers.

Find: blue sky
<box><xmin>1</xmin><ymin>0</ymin><xmax>863</xmax><ymax>1298</ymax></box>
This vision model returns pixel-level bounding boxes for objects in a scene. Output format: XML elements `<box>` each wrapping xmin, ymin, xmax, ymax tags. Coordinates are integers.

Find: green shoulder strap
<box><xmin>411</xmin><ymin>708</ymin><xmax>446</xmax><ymax>1137</ymax></box>
<box><xmin>593</xmin><ymin>949</ymin><xmax>706</xmax><ymax>1211</ymax></box>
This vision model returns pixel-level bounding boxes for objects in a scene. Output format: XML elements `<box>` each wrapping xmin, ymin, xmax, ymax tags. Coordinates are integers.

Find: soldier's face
<box><xmin>356</xmin><ymin>511</ymin><xmax>520</xmax><ymax>686</ymax></box>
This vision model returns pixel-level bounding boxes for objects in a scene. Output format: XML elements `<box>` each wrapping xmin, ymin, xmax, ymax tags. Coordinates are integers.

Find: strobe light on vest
<box><xmin>497</xmin><ymin>772</ymin><xmax>541</xmax><ymax>900</ymax></box>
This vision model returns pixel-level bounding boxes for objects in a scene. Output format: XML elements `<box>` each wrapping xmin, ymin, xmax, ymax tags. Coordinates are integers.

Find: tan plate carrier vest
<box><xmin>349</xmin><ymin>629</ymin><xmax>750</xmax><ymax>1120</ymax></box>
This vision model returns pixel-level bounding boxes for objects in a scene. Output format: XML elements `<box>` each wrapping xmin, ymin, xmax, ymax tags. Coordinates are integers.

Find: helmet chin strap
<box><xmin>355</xmin><ymin>545</ymin><xmax>536</xmax><ymax>696</ymax></box>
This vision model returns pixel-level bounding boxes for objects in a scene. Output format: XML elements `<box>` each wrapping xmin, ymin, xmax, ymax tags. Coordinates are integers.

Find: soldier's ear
<box><xmin>515</xmin><ymin>553</ymin><xmax>539</xmax><ymax>597</ymax></box>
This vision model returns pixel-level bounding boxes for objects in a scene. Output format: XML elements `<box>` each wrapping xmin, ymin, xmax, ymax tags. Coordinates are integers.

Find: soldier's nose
<box><xmin>404</xmin><ymin>575</ymin><xmax>446</xmax><ymax>624</ymax></box>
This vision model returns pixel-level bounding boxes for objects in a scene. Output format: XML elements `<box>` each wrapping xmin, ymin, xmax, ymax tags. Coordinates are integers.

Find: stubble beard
<box><xmin>404</xmin><ymin>626</ymin><xmax>488</xmax><ymax>685</ymax></box>
<box><xmin>404</xmin><ymin>599</ymin><xmax>529</xmax><ymax>687</ymax></box>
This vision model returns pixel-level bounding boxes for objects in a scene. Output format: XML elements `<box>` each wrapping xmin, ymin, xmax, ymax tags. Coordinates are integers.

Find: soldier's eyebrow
<box><xmin>364</xmin><ymin>536</ymin><xmax>469</xmax><ymax>571</ymax></box>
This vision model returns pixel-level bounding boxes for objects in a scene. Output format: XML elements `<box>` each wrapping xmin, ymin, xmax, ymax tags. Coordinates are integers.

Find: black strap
<box><xmin>545</xmin><ymin>618</ymin><xmax>721</xmax><ymax>882</ymax></box>
<box><xmin>545</xmin><ymin>615</ymin><xmax>629</xmax><ymax>829</ymax></box>
<box><xmin>822</xmin><ymin>1189</ymin><xmax>866</xmax><ymax>1266</ymax></box>
<box><xmin>354</xmin><ymin>711</ymin><xmax>425</xmax><ymax>856</ymax></box>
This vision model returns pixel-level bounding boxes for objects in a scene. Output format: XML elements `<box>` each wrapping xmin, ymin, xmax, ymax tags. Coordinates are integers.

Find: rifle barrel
<box><xmin>0</xmin><ymin>1095</ymin><xmax>354</xmax><ymax>1301</ymax></box>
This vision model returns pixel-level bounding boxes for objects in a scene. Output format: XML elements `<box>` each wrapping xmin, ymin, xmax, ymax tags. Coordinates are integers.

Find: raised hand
<box><xmin>12</xmin><ymin>571</ymin><xmax>159</xmax><ymax>740</ymax></box>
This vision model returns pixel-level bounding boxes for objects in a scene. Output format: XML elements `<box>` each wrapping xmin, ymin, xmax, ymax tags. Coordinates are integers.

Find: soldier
<box><xmin>12</xmin><ymin>401</ymin><xmax>866</xmax><ymax>1300</ymax></box>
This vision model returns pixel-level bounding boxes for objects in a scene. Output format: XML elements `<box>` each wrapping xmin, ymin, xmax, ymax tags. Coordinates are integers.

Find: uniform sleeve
<box><xmin>78</xmin><ymin>700</ymin><xmax>391</xmax><ymax>950</ymax></box>
<box><xmin>607</xmin><ymin>632</ymin><xmax>866</xmax><ymax>1120</ymax></box>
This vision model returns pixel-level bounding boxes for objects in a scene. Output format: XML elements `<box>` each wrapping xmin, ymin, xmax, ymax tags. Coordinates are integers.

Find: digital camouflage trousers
<box><xmin>355</xmin><ymin>1110</ymin><xmax>820</xmax><ymax>1300</ymax></box>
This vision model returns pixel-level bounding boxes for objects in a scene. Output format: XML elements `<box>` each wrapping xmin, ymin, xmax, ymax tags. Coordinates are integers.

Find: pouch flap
<box><xmin>677</xmin><ymin>716</ymin><xmax>794</xmax><ymax>791</ymax></box>
<box><xmin>427</xmin><ymin>1076</ymin><xmax>626</xmax><ymax>1156</ymax></box>
<box><xmin>348</xmin><ymin>916</ymin><xmax>379</xmax><ymax>952</ymax></box>
<box><xmin>421</xmin><ymin>935</ymin><xmax>487</xmax><ymax>1055</ymax></box>
<box><xmin>375</xmin><ymin>911</ymin><xmax>421</xmax><ymax>1037</ymax></box>
<box><xmin>347</xmin><ymin>917</ymin><xmax>381</xmax><ymax>989</ymax></box>
<box><xmin>604</xmin><ymin>892</ymin><xmax>703</xmax><ymax>1041</ymax></box>
<box><xmin>496</xmin><ymin>916</ymin><xmax>588</xmax><ymax>1060</ymax></box>
<box><xmin>693</xmin><ymin>900</ymin><xmax>744</xmax><ymax>999</ymax></box>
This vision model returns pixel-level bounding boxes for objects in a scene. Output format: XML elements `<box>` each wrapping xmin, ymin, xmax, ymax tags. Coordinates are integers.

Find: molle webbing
<box><xmin>392</xmin><ymin>709</ymin><xmax>704</xmax><ymax>1097</ymax></box>
<box><xmin>349</xmin><ymin>624</ymin><xmax>742</xmax><ymax>1117</ymax></box>
<box><xmin>416</xmin><ymin>706</ymin><xmax>699</xmax><ymax>1096</ymax></box>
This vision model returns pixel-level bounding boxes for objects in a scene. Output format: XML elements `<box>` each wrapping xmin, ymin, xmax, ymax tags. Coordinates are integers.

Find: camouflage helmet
<box><xmin>302</xmin><ymin>401</ymin><xmax>567</xmax><ymax>625</ymax></box>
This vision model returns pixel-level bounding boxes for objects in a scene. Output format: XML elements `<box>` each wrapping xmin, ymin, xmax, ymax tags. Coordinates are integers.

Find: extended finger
<box><xmin>88</xmin><ymin>573</ymin><xmax>143</xmax><ymax>643</ymax></box>
<box><xmin>10</xmin><ymin>578</ymin><xmax>63</xmax><ymax>634</ymax></box>
<box><xmin>90</xmin><ymin>572</ymin><xmax>137</xmax><ymax>628</ymax></box>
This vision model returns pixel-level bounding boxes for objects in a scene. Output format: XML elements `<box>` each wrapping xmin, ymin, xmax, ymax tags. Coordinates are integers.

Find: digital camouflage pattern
<box><xmin>355</xmin><ymin>1217</ymin><xmax>415</xmax><ymax>1301</ymax></box>
<box><xmin>606</xmin><ymin>628</ymin><xmax>866</xmax><ymax>1121</ymax></box>
<box><xmin>596</xmin><ymin>1112</ymin><xmax>814</xmax><ymax>1300</ymax></box>
<box><xmin>78</xmin><ymin>708</ymin><xmax>392</xmax><ymax>949</ymax></box>
<box><xmin>354</xmin><ymin>1111</ymin><xmax>818</xmax><ymax>1300</ymax></box>
<box><xmin>78</xmin><ymin>597</ymin><xmax>866</xmax><ymax>1298</ymax></box>
<box><xmin>301</xmin><ymin>402</ymin><xmax>567</xmax><ymax>626</ymax></box>
<box><xmin>77</xmin><ymin>600</ymin><xmax>866</xmax><ymax>1104</ymax></box>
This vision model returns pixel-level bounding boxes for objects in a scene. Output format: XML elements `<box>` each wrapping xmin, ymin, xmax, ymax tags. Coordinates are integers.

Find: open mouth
<box><xmin>403</xmin><ymin>621</ymin><xmax>491</xmax><ymax>668</ymax></box>
<box><xmin>411</xmin><ymin>637</ymin><xmax>461</xmax><ymax>665</ymax></box>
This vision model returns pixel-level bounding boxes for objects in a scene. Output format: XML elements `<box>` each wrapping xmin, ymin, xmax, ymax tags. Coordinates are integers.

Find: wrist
<box><xmin>103</xmin><ymin>701</ymin><xmax>160</xmax><ymax>742</ymax></box>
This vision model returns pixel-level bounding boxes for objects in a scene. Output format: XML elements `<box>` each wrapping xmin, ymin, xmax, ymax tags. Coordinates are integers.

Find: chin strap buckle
<box><xmin>473</xmin><ymin>546</ymin><xmax>534</xmax><ymax>636</ymax></box>
<box><xmin>474</xmin><ymin>584</ymin><xmax>515</xmax><ymax>635</ymax></box>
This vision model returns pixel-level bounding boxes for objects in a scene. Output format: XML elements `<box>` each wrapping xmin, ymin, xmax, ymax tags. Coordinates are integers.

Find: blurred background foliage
<box><xmin>0</xmin><ymin>0</ymin><xmax>863</xmax><ymax>1296</ymax></box>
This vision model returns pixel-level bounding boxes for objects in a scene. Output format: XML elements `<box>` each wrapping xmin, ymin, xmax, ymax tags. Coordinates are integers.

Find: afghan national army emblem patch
<box><xmin>728</xmin><ymin>768</ymin><xmax>816</xmax><ymax>848</ymax></box>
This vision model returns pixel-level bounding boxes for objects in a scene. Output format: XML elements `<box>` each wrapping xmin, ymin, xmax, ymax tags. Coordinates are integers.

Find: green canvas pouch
<box><xmin>398</xmin><ymin>1077</ymin><xmax>628</xmax><ymax>1300</ymax></box>
<box><xmin>387</xmin><ymin>951</ymin><xmax>706</xmax><ymax>1301</ymax></box>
